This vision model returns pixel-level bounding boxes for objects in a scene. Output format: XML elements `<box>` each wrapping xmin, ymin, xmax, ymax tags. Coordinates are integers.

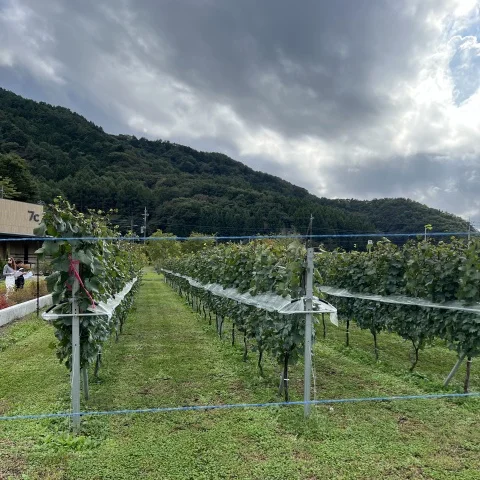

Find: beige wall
<box><xmin>0</xmin><ymin>199</ymin><xmax>44</xmax><ymax>236</ymax></box>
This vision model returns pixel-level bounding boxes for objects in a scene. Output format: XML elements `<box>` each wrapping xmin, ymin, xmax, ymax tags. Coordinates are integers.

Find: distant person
<box><xmin>15</xmin><ymin>268</ymin><xmax>25</xmax><ymax>289</ymax></box>
<box><xmin>3</xmin><ymin>257</ymin><xmax>16</xmax><ymax>291</ymax></box>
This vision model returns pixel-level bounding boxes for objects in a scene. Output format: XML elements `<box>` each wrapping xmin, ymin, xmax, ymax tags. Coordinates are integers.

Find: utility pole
<box><xmin>142</xmin><ymin>207</ymin><xmax>148</xmax><ymax>243</ymax></box>
<box><xmin>468</xmin><ymin>217</ymin><xmax>471</xmax><ymax>243</ymax></box>
<box><xmin>424</xmin><ymin>224</ymin><xmax>432</xmax><ymax>241</ymax></box>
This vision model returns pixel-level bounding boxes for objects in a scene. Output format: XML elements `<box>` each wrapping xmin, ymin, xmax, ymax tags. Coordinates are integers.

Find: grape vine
<box><xmin>156</xmin><ymin>239</ymin><xmax>322</xmax><ymax>401</ymax></box>
<box><xmin>316</xmin><ymin>238</ymin><xmax>480</xmax><ymax>385</ymax></box>
<box><xmin>34</xmin><ymin>198</ymin><xmax>145</xmax><ymax>372</ymax></box>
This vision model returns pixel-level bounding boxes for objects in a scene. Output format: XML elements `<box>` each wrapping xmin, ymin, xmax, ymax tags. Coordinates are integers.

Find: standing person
<box><xmin>15</xmin><ymin>268</ymin><xmax>25</xmax><ymax>289</ymax></box>
<box><xmin>3</xmin><ymin>257</ymin><xmax>16</xmax><ymax>292</ymax></box>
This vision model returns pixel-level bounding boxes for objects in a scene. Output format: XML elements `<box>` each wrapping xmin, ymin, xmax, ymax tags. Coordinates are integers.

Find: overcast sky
<box><xmin>1</xmin><ymin>0</ymin><xmax>480</xmax><ymax>219</ymax></box>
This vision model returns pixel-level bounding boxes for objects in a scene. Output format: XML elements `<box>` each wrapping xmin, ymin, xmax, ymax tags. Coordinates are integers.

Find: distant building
<box><xmin>0</xmin><ymin>198</ymin><xmax>44</xmax><ymax>267</ymax></box>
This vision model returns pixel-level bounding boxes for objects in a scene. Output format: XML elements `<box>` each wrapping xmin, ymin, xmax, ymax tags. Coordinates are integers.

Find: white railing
<box><xmin>0</xmin><ymin>294</ymin><xmax>52</xmax><ymax>327</ymax></box>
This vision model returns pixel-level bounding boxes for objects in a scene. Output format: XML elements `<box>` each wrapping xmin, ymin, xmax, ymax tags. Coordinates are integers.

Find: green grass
<box><xmin>0</xmin><ymin>272</ymin><xmax>479</xmax><ymax>479</ymax></box>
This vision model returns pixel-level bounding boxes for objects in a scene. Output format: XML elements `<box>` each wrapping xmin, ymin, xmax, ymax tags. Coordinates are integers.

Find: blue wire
<box><xmin>1</xmin><ymin>392</ymin><xmax>479</xmax><ymax>422</ymax></box>
<box><xmin>0</xmin><ymin>232</ymin><xmax>476</xmax><ymax>242</ymax></box>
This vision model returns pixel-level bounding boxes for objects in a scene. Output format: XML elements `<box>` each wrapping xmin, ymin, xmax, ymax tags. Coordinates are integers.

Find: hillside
<box><xmin>317</xmin><ymin>198</ymin><xmax>469</xmax><ymax>235</ymax></box>
<box><xmin>0</xmin><ymin>88</ymin><xmax>470</xmax><ymax>239</ymax></box>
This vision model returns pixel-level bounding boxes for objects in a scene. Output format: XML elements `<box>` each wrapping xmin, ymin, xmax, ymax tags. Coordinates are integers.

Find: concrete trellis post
<box><xmin>71</xmin><ymin>266</ymin><xmax>81</xmax><ymax>433</ymax></box>
<box><xmin>303</xmin><ymin>247</ymin><xmax>314</xmax><ymax>417</ymax></box>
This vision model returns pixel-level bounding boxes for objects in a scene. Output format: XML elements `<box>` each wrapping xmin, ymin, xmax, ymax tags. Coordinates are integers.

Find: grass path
<box><xmin>0</xmin><ymin>272</ymin><xmax>479</xmax><ymax>479</ymax></box>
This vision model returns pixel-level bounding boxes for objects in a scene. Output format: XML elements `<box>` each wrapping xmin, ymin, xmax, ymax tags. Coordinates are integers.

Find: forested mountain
<box><xmin>0</xmin><ymin>88</ymin><xmax>470</xmax><ymax>241</ymax></box>
<box><xmin>317</xmin><ymin>198</ymin><xmax>469</xmax><ymax>235</ymax></box>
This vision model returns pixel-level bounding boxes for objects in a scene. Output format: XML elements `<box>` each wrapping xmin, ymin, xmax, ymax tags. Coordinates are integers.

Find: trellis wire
<box><xmin>1</xmin><ymin>392</ymin><xmax>479</xmax><ymax>422</ymax></box>
<box><xmin>0</xmin><ymin>231</ymin><xmax>478</xmax><ymax>242</ymax></box>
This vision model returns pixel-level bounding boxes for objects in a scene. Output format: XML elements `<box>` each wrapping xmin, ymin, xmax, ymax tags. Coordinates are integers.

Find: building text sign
<box><xmin>0</xmin><ymin>199</ymin><xmax>44</xmax><ymax>236</ymax></box>
<box><xmin>28</xmin><ymin>210</ymin><xmax>41</xmax><ymax>223</ymax></box>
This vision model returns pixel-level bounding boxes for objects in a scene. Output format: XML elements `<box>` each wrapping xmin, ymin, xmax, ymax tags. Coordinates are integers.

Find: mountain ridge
<box><xmin>0</xmin><ymin>88</ymin><xmax>470</xmax><ymax>241</ymax></box>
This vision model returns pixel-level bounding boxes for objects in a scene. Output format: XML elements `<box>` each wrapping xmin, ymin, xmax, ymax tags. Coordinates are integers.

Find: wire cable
<box><xmin>0</xmin><ymin>392</ymin><xmax>478</xmax><ymax>422</ymax></box>
<box><xmin>0</xmin><ymin>231</ymin><xmax>477</xmax><ymax>242</ymax></box>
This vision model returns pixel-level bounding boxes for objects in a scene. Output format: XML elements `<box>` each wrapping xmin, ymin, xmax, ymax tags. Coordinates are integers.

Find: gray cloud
<box><xmin>130</xmin><ymin>0</ymin><xmax>444</xmax><ymax>138</ymax></box>
<box><xmin>1</xmin><ymin>0</ymin><xmax>480</xmax><ymax>219</ymax></box>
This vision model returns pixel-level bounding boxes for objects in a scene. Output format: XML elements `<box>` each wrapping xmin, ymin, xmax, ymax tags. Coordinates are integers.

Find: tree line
<box><xmin>0</xmin><ymin>88</ymin><xmax>470</xmax><ymax>242</ymax></box>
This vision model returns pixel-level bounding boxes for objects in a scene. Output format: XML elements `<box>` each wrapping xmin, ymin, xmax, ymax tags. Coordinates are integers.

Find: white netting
<box><xmin>42</xmin><ymin>278</ymin><xmax>138</xmax><ymax>321</ymax></box>
<box><xmin>320</xmin><ymin>286</ymin><xmax>480</xmax><ymax>314</ymax></box>
<box><xmin>92</xmin><ymin>278</ymin><xmax>138</xmax><ymax>319</ymax></box>
<box><xmin>161</xmin><ymin>269</ymin><xmax>338</xmax><ymax>324</ymax></box>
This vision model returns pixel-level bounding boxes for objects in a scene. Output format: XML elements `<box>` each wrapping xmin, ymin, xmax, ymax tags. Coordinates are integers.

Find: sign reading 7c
<box><xmin>28</xmin><ymin>210</ymin><xmax>41</xmax><ymax>223</ymax></box>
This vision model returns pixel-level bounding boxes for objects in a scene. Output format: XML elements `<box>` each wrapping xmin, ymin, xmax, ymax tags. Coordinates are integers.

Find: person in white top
<box><xmin>3</xmin><ymin>257</ymin><xmax>16</xmax><ymax>292</ymax></box>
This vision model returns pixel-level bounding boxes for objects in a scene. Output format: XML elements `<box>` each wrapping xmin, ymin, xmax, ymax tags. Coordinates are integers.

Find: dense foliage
<box><xmin>34</xmin><ymin>198</ymin><xmax>145</xmax><ymax>371</ymax></box>
<box><xmin>147</xmin><ymin>230</ymin><xmax>216</xmax><ymax>263</ymax></box>
<box><xmin>319</xmin><ymin>198</ymin><xmax>469</xmax><ymax>235</ymax></box>
<box><xmin>0</xmin><ymin>174</ymin><xmax>20</xmax><ymax>199</ymax></box>
<box><xmin>316</xmin><ymin>239</ymin><xmax>480</xmax><ymax>372</ymax></box>
<box><xmin>0</xmin><ymin>152</ymin><xmax>38</xmax><ymax>201</ymax></box>
<box><xmin>156</xmin><ymin>240</ymin><xmax>320</xmax><ymax>400</ymax></box>
<box><xmin>0</xmin><ymin>88</ymin><xmax>470</xmax><ymax>241</ymax></box>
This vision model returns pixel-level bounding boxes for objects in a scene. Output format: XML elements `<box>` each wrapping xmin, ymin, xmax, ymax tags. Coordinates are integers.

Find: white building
<box><xmin>0</xmin><ymin>198</ymin><xmax>44</xmax><ymax>267</ymax></box>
